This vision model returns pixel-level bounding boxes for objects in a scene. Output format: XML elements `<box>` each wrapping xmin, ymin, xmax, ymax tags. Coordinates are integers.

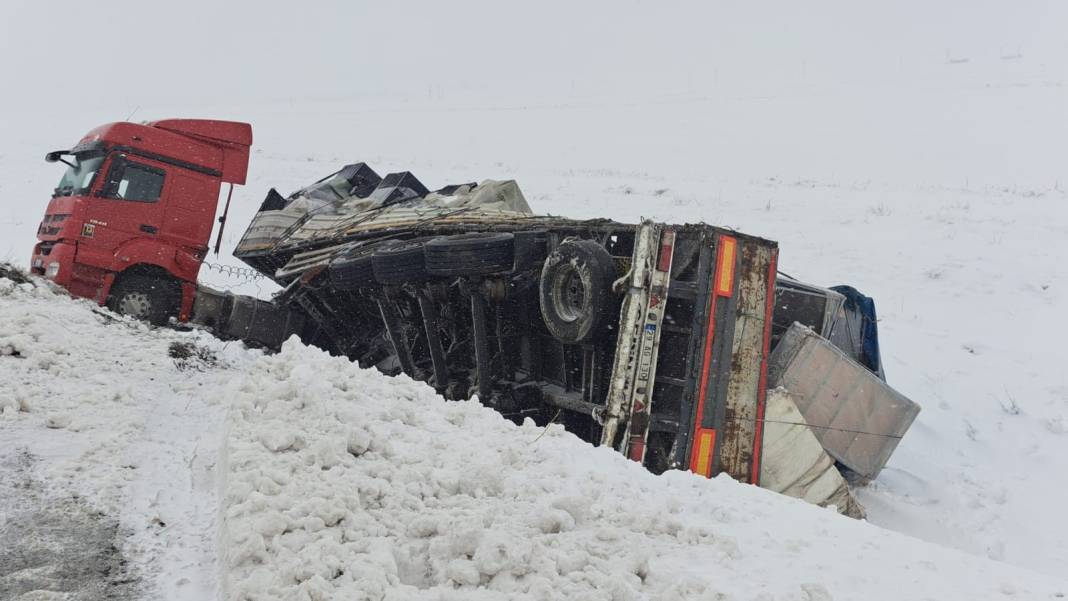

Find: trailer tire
<box><xmin>107</xmin><ymin>273</ymin><xmax>179</xmax><ymax>326</ymax></box>
<box><xmin>372</xmin><ymin>238</ymin><xmax>430</xmax><ymax>285</ymax></box>
<box><xmin>539</xmin><ymin>239</ymin><xmax>615</xmax><ymax>344</ymax></box>
<box><xmin>424</xmin><ymin>232</ymin><xmax>514</xmax><ymax>277</ymax></box>
<box><xmin>330</xmin><ymin>239</ymin><xmax>400</xmax><ymax>290</ymax></box>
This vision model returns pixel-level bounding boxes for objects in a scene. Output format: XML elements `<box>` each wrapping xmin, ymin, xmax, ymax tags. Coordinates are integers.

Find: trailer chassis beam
<box><xmin>467</xmin><ymin>280</ymin><xmax>493</xmax><ymax>403</ymax></box>
<box><xmin>377</xmin><ymin>288</ymin><xmax>417</xmax><ymax>377</ymax></box>
<box><xmin>416</xmin><ymin>286</ymin><xmax>449</xmax><ymax>393</ymax></box>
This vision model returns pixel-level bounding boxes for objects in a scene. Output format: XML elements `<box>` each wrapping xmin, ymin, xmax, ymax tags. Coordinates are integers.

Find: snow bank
<box><xmin>220</xmin><ymin>337</ymin><xmax>1067</xmax><ymax>601</ymax></box>
<box><xmin>2</xmin><ymin>265</ymin><xmax>1066</xmax><ymax>600</ymax></box>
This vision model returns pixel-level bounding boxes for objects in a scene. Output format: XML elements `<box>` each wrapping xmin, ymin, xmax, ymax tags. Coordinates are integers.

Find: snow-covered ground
<box><xmin>2</xmin><ymin>276</ymin><xmax>1066</xmax><ymax>600</ymax></box>
<box><xmin>0</xmin><ymin>275</ymin><xmax>263</xmax><ymax>600</ymax></box>
<box><xmin>3</xmin><ymin>0</ymin><xmax>1068</xmax><ymax>598</ymax></box>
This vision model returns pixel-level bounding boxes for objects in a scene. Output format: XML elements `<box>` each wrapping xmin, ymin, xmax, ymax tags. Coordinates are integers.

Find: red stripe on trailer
<box><xmin>657</xmin><ymin>234</ymin><xmax>674</xmax><ymax>273</ymax></box>
<box><xmin>688</xmin><ymin>236</ymin><xmax>732</xmax><ymax>475</ymax></box>
<box><xmin>628</xmin><ymin>439</ymin><xmax>646</xmax><ymax>462</ymax></box>
<box><xmin>688</xmin><ymin>292</ymin><xmax>717</xmax><ymax>474</ymax></box>
<box><xmin>749</xmin><ymin>249</ymin><xmax>778</xmax><ymax>485</ymax></box>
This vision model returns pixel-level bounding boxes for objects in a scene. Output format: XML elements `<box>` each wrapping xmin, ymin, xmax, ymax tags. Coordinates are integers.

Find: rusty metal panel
<box><xmin>715</xmin><ymin>240</ymin><xmax>775</xmax><ymax>483</ymax></box>
<box><xmin>768</xmin><ymin>323</ymin><xmax>920</xmax><ymax>479</ymax></box>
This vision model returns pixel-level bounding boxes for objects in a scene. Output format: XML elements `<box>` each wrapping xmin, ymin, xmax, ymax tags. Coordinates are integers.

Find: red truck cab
<box><xmin>31</xmin><ymin>119</ymin><xmax>252</xmax><ymax>323</ymax></box>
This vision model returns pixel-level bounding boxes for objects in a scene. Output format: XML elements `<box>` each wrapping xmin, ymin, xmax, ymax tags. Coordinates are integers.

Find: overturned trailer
<box><xmin>224</xmin><ymin>163</ymin><xmax>918</xmax><ymax>514</ymax></box>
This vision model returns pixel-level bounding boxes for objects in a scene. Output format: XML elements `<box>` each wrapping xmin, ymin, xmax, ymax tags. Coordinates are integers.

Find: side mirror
<box><xmin>45</xmin><ymin>150</ymin><xmax>78</xmax><ymax>169</ymax></box>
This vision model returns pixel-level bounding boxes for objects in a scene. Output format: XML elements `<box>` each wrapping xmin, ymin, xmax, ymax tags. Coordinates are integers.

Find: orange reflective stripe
<box><xmin>715</xmin><ymin>236</ymin><xmax>737</xmax><ymax>297</ymax></box>
<box><xmin>692</xmin><ymin>428</ymin><xmax>716</xmax><ymax>477</ymax></box>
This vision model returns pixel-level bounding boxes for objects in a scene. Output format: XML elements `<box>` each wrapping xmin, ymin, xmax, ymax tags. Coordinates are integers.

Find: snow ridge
<box><xmin>219</xmin><ymin>336</ymin><xmax>1067</xmax><ymax>601</ymax></box>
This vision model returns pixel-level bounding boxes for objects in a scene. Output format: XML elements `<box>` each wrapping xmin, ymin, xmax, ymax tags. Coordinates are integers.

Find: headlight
<box><xmin>46</xmin><ymin>262</ymin><xmax>60</xmax><ymax>279</ymax></box>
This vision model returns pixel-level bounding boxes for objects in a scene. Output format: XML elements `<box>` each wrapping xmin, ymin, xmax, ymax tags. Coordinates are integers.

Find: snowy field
<box><xmin>3</xmin><ymin>0</ymin><xmax>1068</xmax><ymax>599</ymax></box>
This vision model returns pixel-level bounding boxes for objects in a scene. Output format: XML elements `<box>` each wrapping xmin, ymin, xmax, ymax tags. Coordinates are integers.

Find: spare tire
<box><xmin>424</xmin><ymin>232</ymin><xmax>515</xmax><ymax>277</ymax></box>
<box><xmin>539</xmin><ymin>239</ymin><xmax>615</xmax><ymax>344</ymax></box>
<box><xmin>330</xmin><ymin>239</ymin><xmax>400</xmax><ymax>290</ymax></box>
<box><xmin>372</xmin><ymin>238</ymin><xmax>430</xmax><ymax>285</ymax></box>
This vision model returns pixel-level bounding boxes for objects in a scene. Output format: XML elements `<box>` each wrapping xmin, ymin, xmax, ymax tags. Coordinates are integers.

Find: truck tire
<box><xmin>539</xmin><ymin>239</ymin><xmax>615</xmax><ymax>344</ymax></box>
<box><xmin>372</xmin><ymin>238</ymin><xmax>430</xmax><ymax>285</ymax></box>
<box><xmin>330</xmin><ymin>239</ymin><xmax>400</xmax><ymax>290</ymax></box>
<box><xmin>107</xmin><ymin>274</ymin><xmax>179</xmax><ymax>326</ymax></box>
<box><xmin>424</xmin><ymin>232</ymin><xmax>514</xmax><ymax>277</ymax></box>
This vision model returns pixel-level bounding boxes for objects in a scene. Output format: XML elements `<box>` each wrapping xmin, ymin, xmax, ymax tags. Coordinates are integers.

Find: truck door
<box><xmin>160</xmin><ymin>172</ymin><xmax>221</xmax><ymax>254</ymax></box>
<box><xmin>76</xmin><ymin>154</ymin><xmax>168</xmax><ymax>269</ymax></box>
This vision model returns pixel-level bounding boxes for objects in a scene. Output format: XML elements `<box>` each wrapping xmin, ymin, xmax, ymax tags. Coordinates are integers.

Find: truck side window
<box><xmin>107</xmin><ymin>161</ymin><xmax>165</xmax><ymax>203</ymax></box>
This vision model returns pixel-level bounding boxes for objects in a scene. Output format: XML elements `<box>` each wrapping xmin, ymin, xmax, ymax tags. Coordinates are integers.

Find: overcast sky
<box><xmin>1</xmin><ymin>0</ymin><xmax>1064</xmax><ymax>114</ymax></box>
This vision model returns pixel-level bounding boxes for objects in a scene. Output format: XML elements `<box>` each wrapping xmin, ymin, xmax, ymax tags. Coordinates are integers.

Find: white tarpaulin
<box><xmin>761</xmin><ymin>388</ymin><xmax>865</xmax><ymax>518</ymax></box>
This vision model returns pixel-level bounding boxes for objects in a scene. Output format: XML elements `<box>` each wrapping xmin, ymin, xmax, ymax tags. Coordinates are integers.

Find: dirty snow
<box><xmin>0</xmin><ymin>277</ymin><xmax>259</xmax><ymax>600</ymax></box>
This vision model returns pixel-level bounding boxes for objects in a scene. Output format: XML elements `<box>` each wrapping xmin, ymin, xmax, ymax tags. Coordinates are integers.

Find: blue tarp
<box><xmin>830</xmin><ymin>285</ymin><xmax>885</xmax><ymax>381</ymax></box>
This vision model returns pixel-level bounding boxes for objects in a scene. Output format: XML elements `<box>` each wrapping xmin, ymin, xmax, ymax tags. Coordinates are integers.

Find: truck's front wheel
<box><xmin>107</xmin><ymin>274</ymin><xmax>179</xmax><ymax>326</ymax></box>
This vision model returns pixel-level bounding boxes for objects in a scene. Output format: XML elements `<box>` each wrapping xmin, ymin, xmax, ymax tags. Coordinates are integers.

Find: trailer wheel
<box><xmin>330</xmin><ymin>239</ymin><xmax>400</xmax><ymax>290</ymax></box>
<box><xmin>539</xmin><ymin>239</ymin><xmax>615</xmax><ymax>344</ymax></box>
<box><xmin>107</xmin><ymin>274</ymin><xmax>179</xmax><ymax>326</ymax></box>
<box><xmin>372</xmin><ymin>238</ymin><xmax>430</xmax><ymax>285</ymax></box>
<box><xmin>424</xmin><ymin>232</ymin><xmax>515</xmax><ymax>277</ymax></box>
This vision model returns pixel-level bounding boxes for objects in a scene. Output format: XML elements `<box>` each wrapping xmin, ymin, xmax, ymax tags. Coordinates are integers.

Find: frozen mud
<box><xmin>0</xmin><ymin>449</ymin><xmax>140</xmax><ymax>601</ymax></box>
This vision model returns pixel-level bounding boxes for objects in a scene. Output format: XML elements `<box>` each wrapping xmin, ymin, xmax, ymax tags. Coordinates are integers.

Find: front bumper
<box><xmin>30</xmin><ymin>240</ymin><xmax>76</xmax><ymax>287</ymax></box>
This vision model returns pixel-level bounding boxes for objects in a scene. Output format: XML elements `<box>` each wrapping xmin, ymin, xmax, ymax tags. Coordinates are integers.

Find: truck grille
<box><xmin>37</xmin><ymin>214</ymin><xmax>70</xmax><ymax>236</ymax></box>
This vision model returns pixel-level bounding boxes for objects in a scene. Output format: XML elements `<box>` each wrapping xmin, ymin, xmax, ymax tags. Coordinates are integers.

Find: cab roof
<box><xmin>78</xmin><ymin>119</ymin><xmax>252</xmax><ymax>185</ymax></box>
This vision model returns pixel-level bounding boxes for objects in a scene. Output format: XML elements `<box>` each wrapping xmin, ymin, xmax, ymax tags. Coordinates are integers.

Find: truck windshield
<box><xmin>53</xmin><ymin>154</ymin><xmax>105</xmax><ymax>197</ymax></box>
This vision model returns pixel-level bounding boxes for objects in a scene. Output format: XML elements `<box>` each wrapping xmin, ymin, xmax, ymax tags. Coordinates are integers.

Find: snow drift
<box><xmin>215</xmin><ymin>306</ymin><xmax>1067</xmax><ymax>599</ymax></box>
<box><xmin>3</xmin><ymin>267</ymin><xmax>1068</xmax><ymax>600</ymax></box>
